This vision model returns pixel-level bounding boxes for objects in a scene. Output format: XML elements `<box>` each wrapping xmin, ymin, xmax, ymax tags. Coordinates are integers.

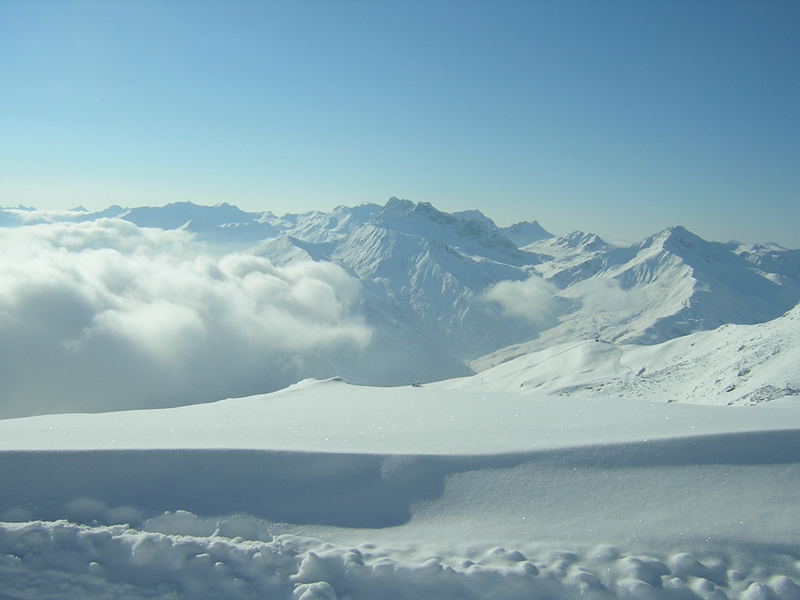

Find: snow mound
<box><xmin>1</xmin><ymin>381</ymin><xmax>799</xmax><ymax>597</ymax></box>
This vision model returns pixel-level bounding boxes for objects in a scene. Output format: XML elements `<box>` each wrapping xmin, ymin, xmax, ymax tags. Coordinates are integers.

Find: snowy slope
<box><xmin>261</xmin><ymin>206</ymin><xmax>800</xmax><ymax>372</ymax></box>
<box><xmin>3</xmin><ymin>199</ymin><xmax>799</xmax><ymax>394</ymax></box>
<box><xmin>500</xmin><ymin>219</ymin><xmax>553</xmax><ymax>246</ymax></box>
<box><xmin>453</xmin><ymin>209</ymin><xmax>553</xmax><ymax>247</ymax></box>
<box><xmin>1</xmin><ymin>381</ymin><xmax>799</xmax><ymax>598</ymax></box>
<box><xmin>367</xmin><ymin>198</ymin><xmax>532</xmax><ymax>265</ymax></box>
<box><xmin>479</xmin><ymin>226</ymin><xmax>800</xmax><ymax>369</ymax></box>
<box><xmin>263</xmin><ymin>203</ymin><xmax>383</xmax><ymax>244</ymax></box>
<box><xmin>449</xmin><ymin>304</ymin><xmax>800</xmax><ymax>406</ymax></box>
<box><xmin>256</xmin><ymin>199</ymin><xmax>551</xmax><ymax>366</ymax></box>
<box><xmin>121</xmin><ymin>201</ymin><xmax>280</xmax><ymax>246</ymax></box>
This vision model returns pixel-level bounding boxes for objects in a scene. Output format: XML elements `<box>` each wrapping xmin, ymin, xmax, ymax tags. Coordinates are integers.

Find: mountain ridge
<box><xmin>2</xmin><ymin>198</ymin><xmax>798</xmax><ymax>391</ymax></box>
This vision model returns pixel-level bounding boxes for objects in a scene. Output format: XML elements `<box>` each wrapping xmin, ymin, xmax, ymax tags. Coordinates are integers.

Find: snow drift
<box><xmin>1</xmin><ymin>381</ymin><xmax>799</xmax><ymax>598</ymax></box>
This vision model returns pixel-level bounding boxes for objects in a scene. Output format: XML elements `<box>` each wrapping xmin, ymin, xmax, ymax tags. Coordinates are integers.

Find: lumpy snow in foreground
<box><xmin>2</xmin><ymin>377</ymin><xmax>800</xmax><ymax>599</ymax></box>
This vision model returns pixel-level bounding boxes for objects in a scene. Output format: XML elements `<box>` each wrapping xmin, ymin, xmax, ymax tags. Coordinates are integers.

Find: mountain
<box><xmin>255</xmin><ymin>199</ymin><xmax>550</xmax><ymax>380</ymax></box>
<box><xmin>3</xmin><ymin>199</ymin><xmax>799</xmax><ymax>388</ymax></box>
<box><xmin>0</xmin><ymin>201</ymin><xmax>279</xmax><ymax>246</ymax></box>
<box><xmin>451</xmin><ymin>209</ymin><xmax>497</xmax><ymax>229</ymax></box>
<box><xmin>452</xmin><ymin>210</ymin><xmax>553</xmax><ymax>247</ymax></box>
<box><xmin>500</xmin><ymin>220</ymin><xmax>553</xmax><ymax>246</ymax></box>
<box><xmin>121</xmin><ymin>201</ymin><xmax>279</xmax><ymax>245</ymax></box>
<box><xmin>476</xmin><ymin>224</ymin><xmax>800</xmax><ymax>370</ymax></box>
<box><xmin>262</xmin><ymin>203</ymin><xmax>382</xmax><ymax>243</ymax></box>
<box><xmin>442</xmin><ymin>303</ymin><xmax>800</xmax><ymax>406</ymax></box>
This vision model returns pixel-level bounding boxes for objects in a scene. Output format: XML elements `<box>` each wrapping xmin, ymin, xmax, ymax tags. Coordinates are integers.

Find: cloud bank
<box><xmin>0</xmin><ymin>220</ymin><xmax>371</xmax><ymax>417</ymax></box>
<box><xmin>482</xmin><ymin>275</ymin><xmax>557</xmax><ymax>325</ymax></box>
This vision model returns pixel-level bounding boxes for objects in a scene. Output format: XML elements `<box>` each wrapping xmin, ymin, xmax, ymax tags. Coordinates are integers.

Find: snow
<box><xmin>4</xmin><ymin>199</ymin><xmax>798</xmax><ymax>395</ymax></box>
<box><xmin>1</xmin><ymin>199</ymin><xmax>799</xmax><ymax>598</ymax></box>
<box><xmin>2</xmin><ymin>378</ymin><xmax>798</xmax><ymax>453</ymax></box>
<box><xmin>453</xmin><ymin>304</ymin><xmax>800</xmax><ymax>406</ymax></box>
<box><xmin>1</xmin><ymin>378</ymin><xmax>800</xmax><ymax>597</ymax></box>
<box><xmin>3</xmin><ymin>521</ymin><xmax>799</xmax><ymax>600</ymax></box>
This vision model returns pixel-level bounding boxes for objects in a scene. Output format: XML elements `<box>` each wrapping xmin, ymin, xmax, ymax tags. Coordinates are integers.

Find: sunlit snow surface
<box><xmin>2</xmin><ymin>378</ymin><xmax>800</xmax><ymax>599</ymax></box>
<box><xmin>1</xmin><ymin>201</ymin><xmax>799</xmax><ymax>598</ymax></box>
<box><xmin>448</xmin><ymin>305</ymin><xmax>800</xmax><ymax>406</ymax></box>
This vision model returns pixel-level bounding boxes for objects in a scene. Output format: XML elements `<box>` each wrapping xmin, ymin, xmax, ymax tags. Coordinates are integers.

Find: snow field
<box><xmin>1</xmin><ymin>419</ymin><xmax>799</xmax><ymax>598</ymax></box>
<box><xmin>2</xmin><ymin>427</ymin><xmax>799</xmax><ymax>540</ymax></box>
<box><xmin>451</xmin><ymin>305</ymin><xmax>800</xmax><ymax>406</ymax></box>
<box><xmin>0</xmin><ymin>332</ymin><xmax>798</xmax><ymax>598</ymax></box>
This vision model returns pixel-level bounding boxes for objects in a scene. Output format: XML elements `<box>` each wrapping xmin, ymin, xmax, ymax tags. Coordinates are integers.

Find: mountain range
<box><xmin>2</xmin><ymin>198</ymin><xmax>798</xmax><ymax>390</ymax></box>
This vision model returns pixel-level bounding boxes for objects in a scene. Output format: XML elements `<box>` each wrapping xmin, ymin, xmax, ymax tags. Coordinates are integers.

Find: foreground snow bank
<box><xmin>1</xmin><ymin>381</ymin><xmax>798</xmax><ymax>597</ymax></box>
<box><xmin>3</xmin><ymin>520</ymin><xmax>799</xmax><ymax>600</ymax></box>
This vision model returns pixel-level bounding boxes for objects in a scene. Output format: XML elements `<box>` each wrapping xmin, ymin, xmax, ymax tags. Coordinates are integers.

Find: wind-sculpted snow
<box><xmin>2</xmin><ymin>520</ymin><xmax>799</xmax><ymax>600</ymax></box>
<box><xmin>1</xmin><ymin>382</ymin><xmax>799</xmax><ymax>598</ymax></box>
<box><xmin>0</xmin><ymin>221</ymin><xmax>370</xmax><ymax>417</ymax></box>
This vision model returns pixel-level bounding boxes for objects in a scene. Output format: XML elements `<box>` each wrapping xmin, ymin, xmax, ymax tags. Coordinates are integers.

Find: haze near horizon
<box><xmin>1</xmin><ymin>0</ymin><xmax>798</xmax><ymax>246</ymax></box>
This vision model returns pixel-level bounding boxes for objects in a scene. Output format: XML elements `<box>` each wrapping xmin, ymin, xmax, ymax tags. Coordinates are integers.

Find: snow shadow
<box><xmin>2</xmin><ymin>428</ymin><xmax>798</xmax><ymax>529</ymax></box>
<box><xmin>0</xmin><ymin>450</ymin><xmax>519</xmax><ymax>528</ymax></box>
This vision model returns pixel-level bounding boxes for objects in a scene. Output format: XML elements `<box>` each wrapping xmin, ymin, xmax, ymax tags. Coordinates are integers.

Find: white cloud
<box><xmin>0</xmin><ymin>220</ymin><xmax>371</xmax><ymax>417</ymax></box>
<box><xmin>483</xmin><ymin>275</ymin><xmax>557</xmax><ymax>325</ymax></box>
<box><xmin>570</xmin><ymin>277</ymin><xmax>651</xmax><ymax>314</ymax></box>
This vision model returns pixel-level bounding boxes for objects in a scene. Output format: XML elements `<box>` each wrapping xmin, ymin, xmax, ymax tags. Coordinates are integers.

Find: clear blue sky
<box><xmin>1</xmin><ymin>0</ymin><xmax>798</xmax><ymax>246</ymax></box>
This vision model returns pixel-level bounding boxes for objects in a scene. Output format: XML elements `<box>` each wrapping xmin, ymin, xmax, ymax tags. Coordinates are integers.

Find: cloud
<box><xmin>483</xmin><ymin>275</ymin><xmax>557</xmax><ymax>325</ymax></box>
<box><xmin>0</xmin><ymin>220</ymin><xmax>371</xmax><ymax>417</ymax></box>
<box><xmin>569</xmin><ymin>277</ymin><xmax>651</xmax><ymax>314</ymax></box>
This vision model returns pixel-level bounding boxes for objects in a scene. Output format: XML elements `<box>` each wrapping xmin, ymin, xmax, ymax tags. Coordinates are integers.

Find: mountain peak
<box><xmin>367</xmin><ymin>198</ymin><xmax>531</xmax><ymax>264</ymax></box>
<box><xmin>452</xmin><ymin>209</ymin><xmax>498</xmax><ymax>229</ymax></box>
<box><xmin>645</xmin><ymin>225</ymin><xmax>708</xmax><ymax>252</ymax></box>
<box><xmin>560</xmin><ymin>230</ymin><xmax>607</xmax><ymax>249</ymax></box>
<box><xmin>502</xmin><ymin>220</ymin><xmax>553</xmax><ymax>247</ymax></box>
<box><xmin>384</xmin><ymin>197</ymin><xmax>415</xmax><ymax>211</ymax></box>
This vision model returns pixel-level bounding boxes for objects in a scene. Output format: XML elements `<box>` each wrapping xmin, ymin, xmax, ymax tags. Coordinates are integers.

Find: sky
<box><xmin>1</xmin><ymin>0</ymin><xmax>798</xmax><ymax>247</ymax></box>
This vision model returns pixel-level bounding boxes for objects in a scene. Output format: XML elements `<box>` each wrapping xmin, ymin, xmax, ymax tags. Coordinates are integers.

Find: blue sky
<box><xmin>1</xmin><ymin>0</ymin><xmax>798</xmax><ymax>246</ymax></box>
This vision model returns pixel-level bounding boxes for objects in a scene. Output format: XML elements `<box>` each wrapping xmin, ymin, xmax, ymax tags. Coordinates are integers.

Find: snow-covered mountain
<box><xmin>2</xmin><ymin>198</ymin><xmax>799</xmax><ymax>389</ymax></box>
<box><xmin>444</xmin><ymin>303</ymin><xmax>800</xmax><ymax>406</ymax></box>
<box><xmin>122</xmin><ymin>202</ymin><xmax>279</xmax><ymax>245</ymax></box>
<box><xmin>0</xmin><ymin>201</ymin><xmax>278</xmax><ymax>246</ymax></box>
<box><xmin>262</xmin><ymin>203</ymin><xmax>383</xmax><ymax>243</ymax></box>
<box><xmin>255</xmin><ymin>198</ymin><xmax>549</xmax><ymax>379</ymax></box>
<box><xmin>2</xmin><ymin>199</ymin><xmax>800</xmax><ymax>599</ymax></box>
<box><xmin>500</xmin><ymin>219</ymin><xmax>553</xmax><ymax>246</ymax></box>
<box><xmin>477</xmin><ymin>224</ymin><xmax>800</xmax><ymax>369</ymax></box>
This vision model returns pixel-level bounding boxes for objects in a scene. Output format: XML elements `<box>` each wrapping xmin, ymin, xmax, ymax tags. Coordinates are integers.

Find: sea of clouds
<box><xmin>0</xmin><ymin>220</ymin><xmax>371</xmax><ymax>417</ymax></box>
